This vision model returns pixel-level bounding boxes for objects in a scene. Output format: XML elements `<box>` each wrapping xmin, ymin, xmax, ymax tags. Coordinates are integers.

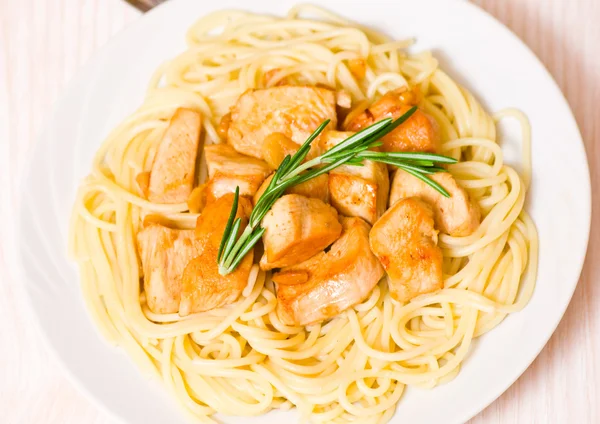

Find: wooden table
<box><xmin>1</xmin><ymin>0</ymin><xmax>598</xmax><ymax>422</ymax></box>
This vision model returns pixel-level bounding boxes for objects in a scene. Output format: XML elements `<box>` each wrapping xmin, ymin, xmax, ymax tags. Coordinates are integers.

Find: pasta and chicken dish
<box><xmin>69</xmin><ymin>6</ymin><xmax>538</xmax><ymax>423</ymax></box>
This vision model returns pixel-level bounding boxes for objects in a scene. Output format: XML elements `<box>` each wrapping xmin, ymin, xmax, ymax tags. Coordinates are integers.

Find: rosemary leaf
<box><xmin>365</xmin><ymin>105</ymin><xmax>417</xmax><ymax>141</ymax></box>
<box><xmin>226</xmin><ymin>227</ymin><xmax>266</xmax><ymax>274</ymax></box>
<box><xmin>217</xmin><ymin>187</ymin><xmax>239</xmax><ymax>261</ymax></box>
<box><xmin>321</xmin><ymin>118</ymin><xmax>392</xmax><ymax>159</ymax></box>
<box><xmin>397</xmin><ymin>164</ymin><xmax>451</xmax><ymax>197</ymax></box>
<box><xmin>222</xmin><ymin>217</ymin><xmax>242</xmax><ymax>259</ymax></box>
<box><xmin>359</xmin><ymin>150</ymin><xmax>457</xmax><ymax>163</ymax></box>
<box><xmin>286</xmin><ymin>119</ymin><xmax>330</xmax><ymax>171</ymax></box>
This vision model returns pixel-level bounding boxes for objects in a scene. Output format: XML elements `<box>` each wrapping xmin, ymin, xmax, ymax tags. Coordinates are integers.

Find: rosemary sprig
<box><xmin>217</xmin><ymin>106</ymin><xmax>457</xmax><ymax>275</ymax></box>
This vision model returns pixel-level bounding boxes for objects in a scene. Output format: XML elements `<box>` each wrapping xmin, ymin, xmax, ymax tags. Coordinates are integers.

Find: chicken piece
<box><xmin>142</xmin><ymin>214</ymin><xmax>186</xmax><ymax>229</ymax></box>
<box><xmin>217</xmin><ymin>113</ymin><xmax>232</xmax><ymax>140</ymax></box>
<box><xmin>227</xmin><ymin>86</ymin><xmax>337</xmax><ymax>160</ymax></box>
<box><xmin>344</xmin><ymin>89</ymin><xmax>439</xmax><ymax>153</ymax></box>
<box><xmin>137</xmin><ymin>224</ymin><xmax>202</xmax><ymax>314</ymax></box>
<box><xmin>187</xmin><ymin>184</ymin><xmax>207</xmax><ymax>214</ymax></box>
<box><xmin>260</xmin><ymin>194</ymin><xmax>342</xmax><ymax>271</ymax></box>
<box><xmin>274</xmin><ymin>217</ymin><xmax>384</xmax><ymax>326</ymax></box>
<box><xmin>262</xmin><ymin>131</ymin><xmax>325</xmax><ymax>170</ymax></box>
<box><xmin>390</xmin><ymin>170</ymin><xmax>480</xmax><ymax>236</ymax></box>
<box><xmin>397</xmin><ymin>86</ymin><xmax>422</xmax><ymax>106</ymax></box>
<box><xmin>204</xmin><ymin>144</ymin><xmax>271</xmax><ymax>203</ymax></box>
<box><xmin>320</xmin><ymin>131</ymin><xmax>389</xmax><ymax>225</ymax></box>
<box><xmin>179</xmin><ymin>193</ymin><xmax>254</xmax><ymax>316</ymax></box>
<box><xmin>347</xmin><ymin>58</ymin><xmax>367</xmax><ymax>80</ymax></box>
<box><xmin>147</xmin><ymin>108</ymin><xmax>202</xmax><ymax>204</ymax></box>
<box><xmin>286</xmin><ymin>174</ymin><xmax>329</xmax><ymax>203</ymax></box>
<box><xmin>369</xmin><ymin>197</ymin><xmax>443</xmax><ymax>303</ymax></box>
<box><xmin>262</xmin><ymin>132</ymin><xmax>300</xmax><ymax>170</ymax></box>
<box><xmin>253</xmin><ymin>173</ymin><xmax>330</xmax><ymax>205</ymax></box>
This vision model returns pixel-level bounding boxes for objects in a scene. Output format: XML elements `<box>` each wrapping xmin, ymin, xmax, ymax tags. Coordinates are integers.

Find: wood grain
<box><xmin>0</xmin><ymin>0</ymin><xmax>598</xmax><ymax>423</ymax></box>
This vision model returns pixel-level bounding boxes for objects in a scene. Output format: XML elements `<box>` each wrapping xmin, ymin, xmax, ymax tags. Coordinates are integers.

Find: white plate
<box><xmin>17</xmin><ymin>0</ymin><xmax>591</xmax><ymax>423</ymax></box>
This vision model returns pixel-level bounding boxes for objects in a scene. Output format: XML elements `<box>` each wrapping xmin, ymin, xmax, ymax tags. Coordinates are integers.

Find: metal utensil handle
<box><xmin>125</xmin><ymin>0</ymin><xmax>167</xmax><ymax>12</ymax></box>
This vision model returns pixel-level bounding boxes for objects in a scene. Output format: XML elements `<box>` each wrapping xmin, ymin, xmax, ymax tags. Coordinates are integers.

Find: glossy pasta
<box><xmin>69</xmin><ymin>6</ymin><xmax>538</xmax><ymax>423</ymax></box>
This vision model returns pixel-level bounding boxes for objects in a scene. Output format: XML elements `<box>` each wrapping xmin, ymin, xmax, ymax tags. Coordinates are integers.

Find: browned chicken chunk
<box><xmin>227</xmin><ymin>86</ymin><xmax>337</xmax><ymax>159</ymax></box>
<box><xmin>253</xmin><ymin>173</ymin><xmax>330</xmax><ymax>205</ymax></box>
<box><xmin>137</xmin><ymin>224</ymin><xmax>202</xmax><ymax>314</ymax></box>
<box><xmin>179</xmin><ymin>193</ymin><xmax>254</xmax><ymax>316</ymax></box>
<box><xmin>262</xmin><ymin>132</ymin><xmax>302</xmax><ymax>170</ymax></box>
<box><xmin>344</xmin><ymin>89</ymin><xmax>439</xmax><ymax>153</ymax></box>
<box><xmin>369</xmin><ymin>197</ymin><xmax>443</xmax><ymax>303</ymax></box>
<box><xmin>390</xmin><ymin>170</ymin><xmax>480</xmax><ymax>236</ymax></box>
<box><xmin>147</xmin><ymin>108</ymin><xmax>202</xmax><ymax>204</ymax></box>
<box><xmin>320</xmin><ymin>131</ymin><xmax>389</xmax><ymax>225</ymax></box>
<box><xmin>260</xmin><ymin>194</ymin><xmax>342</xmax><ymax>271</ymax></box>
<box><xmin>204</xmin><ymin>144</ymin><xmax>271</xmax><ymax>203</ymax></box>
<box><xmin>274</xmin><ymin>217</ymin><xmax>384</xmax><ymax>326</ymax></box>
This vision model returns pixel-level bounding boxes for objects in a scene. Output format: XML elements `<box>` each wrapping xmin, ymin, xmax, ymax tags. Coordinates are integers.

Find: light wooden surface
<box><xmin>1</xmin><ymin>0</ymin><xmax>598</xmax><ymax>423</ymax></box>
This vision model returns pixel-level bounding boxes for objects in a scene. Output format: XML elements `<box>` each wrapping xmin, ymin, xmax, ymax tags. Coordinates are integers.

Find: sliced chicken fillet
<box><xmin>147</xmin><ymin>108</ymin><xmax>202</xmax><ymax>204</ymax></box>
